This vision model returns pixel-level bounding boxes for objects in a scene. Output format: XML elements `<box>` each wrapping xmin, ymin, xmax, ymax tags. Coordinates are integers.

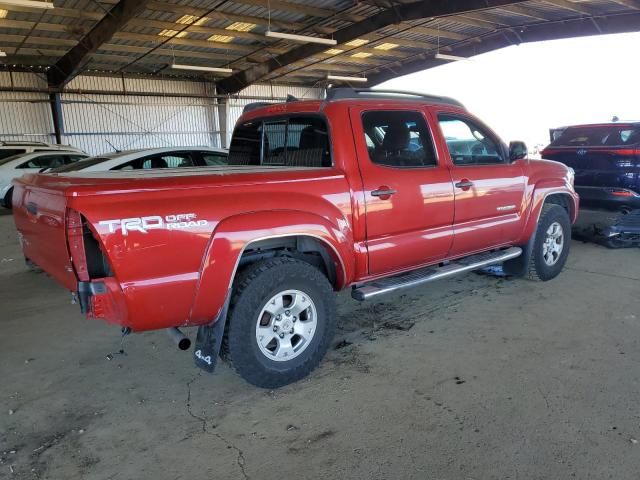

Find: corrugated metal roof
<box><xmin>1</xmin><ymin>0</ymin><xmax>639</xmax><ymax>87</ymax></box>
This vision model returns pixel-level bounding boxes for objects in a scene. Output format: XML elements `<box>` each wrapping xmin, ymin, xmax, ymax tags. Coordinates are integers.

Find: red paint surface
<box><xmin>12</xmin><ymin>98</ymin><xmax>579</xmax><ymax>331</ymax></box>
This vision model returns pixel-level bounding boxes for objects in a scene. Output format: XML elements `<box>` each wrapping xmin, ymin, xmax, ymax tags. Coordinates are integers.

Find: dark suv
<box><xmin>541</xmin><ymin>122</ymin><xmax>640</xmax><ymax>211</ymax></box>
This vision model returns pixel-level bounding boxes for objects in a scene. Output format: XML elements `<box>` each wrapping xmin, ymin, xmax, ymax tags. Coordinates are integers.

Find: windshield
<box><xmin>549</xmin><ymin>125</ymin><xmax>640</xmax><ymax>147</ymax></box>
<box><xmin>50</xmin><ymin>157</ymin><xmax>110</xmax><ymax>173</ymax></box>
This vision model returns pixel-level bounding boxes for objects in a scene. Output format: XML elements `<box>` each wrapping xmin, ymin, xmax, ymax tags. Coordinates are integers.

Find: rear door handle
<box><xmin>455</xmin><ymin>180</ymin><xmax>474</xmax><ymax>189</ymax></box>
<box><xmin>371</xmin><ymin>188</ymin><xmax>397</xmax><ymax>198</ymax></box>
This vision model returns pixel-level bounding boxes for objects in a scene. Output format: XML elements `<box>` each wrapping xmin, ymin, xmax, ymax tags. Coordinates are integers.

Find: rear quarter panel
<box><xmin>74</xmin><ymin>169</ymin><xmax>354</xmax><ymax>331</ymax></box>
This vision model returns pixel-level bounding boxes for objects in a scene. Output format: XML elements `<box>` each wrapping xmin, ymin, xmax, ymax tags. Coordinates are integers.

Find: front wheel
<box><xmin>225</xmin><ymin>257</ymin><xmax>336</xmax><ymax>388</ymax></box>
<box><xmin>527</xmin><ymin>204</ymin><xmax>571</xmax><ymax>281</ymax></box>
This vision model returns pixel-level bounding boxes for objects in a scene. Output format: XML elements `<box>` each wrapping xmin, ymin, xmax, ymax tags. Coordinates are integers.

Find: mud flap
<box><xmin>193</xmin><ymin>294</ymin><xmax>230</xmax><ymax>373</ymax></box>
<box><xmin>502</xmin><ymin>230</ymin><xmax>536</xmax><ymax>277</ymax></box>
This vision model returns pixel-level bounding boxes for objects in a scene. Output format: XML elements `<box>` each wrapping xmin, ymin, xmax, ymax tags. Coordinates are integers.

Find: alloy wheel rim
<box><xmin>255</xmin><ymin>289</ymin><xmax>317</xmax><ymax>362</ymax></box>
<box><xmin>542</xmin><ymin>221</ymin><xmax>564</xmax><ymax>266</ymax></box>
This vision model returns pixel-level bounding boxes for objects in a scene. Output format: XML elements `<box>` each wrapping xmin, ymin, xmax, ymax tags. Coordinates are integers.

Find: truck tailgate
<box><xmin>12</xmin><ymin>176</ymin><xmax>77</xmax><ymax>291</ymax></box>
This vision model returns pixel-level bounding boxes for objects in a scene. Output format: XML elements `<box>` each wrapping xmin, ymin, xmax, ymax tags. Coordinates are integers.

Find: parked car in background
<box><xmin>50</xmin><ymin>147</ymin><xmax>228</xmax><ymax>173</ymax></box>
<box><xmin>0</xmin><ymin>141</ymin><xmax>83</xmax><ymax>161</ymax></box>
<box><xmin>541</xmin><ymin>122</ymin><xmax>640</xmax><ymax>211</ymax></box>
<box><xmin>1</xmin><ymin>150</ymin><xmax>89</xmax><ymax>208</ymax></box>
<box><xmin>12</xmin><ymin>89</ymin><xmax>578</xmax><ymax>388</ymax></box>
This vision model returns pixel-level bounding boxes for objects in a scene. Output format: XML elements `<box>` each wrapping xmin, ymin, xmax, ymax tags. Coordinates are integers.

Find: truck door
<box><xmin>350</xmin><ymin>106</ymin><xmax>455</xmax><ymax>275</ymax></box>
<box><xmin>434</xmin><ymin>113</ymin><xmax>527</xmax><ymax>257</ymax></box>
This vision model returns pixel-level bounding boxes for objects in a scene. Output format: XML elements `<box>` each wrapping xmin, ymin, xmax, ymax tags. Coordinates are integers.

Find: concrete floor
<box><xmin>1</xmin><ymin>208</ymin><xmax>640</xmax><ymax>480</ymax></box>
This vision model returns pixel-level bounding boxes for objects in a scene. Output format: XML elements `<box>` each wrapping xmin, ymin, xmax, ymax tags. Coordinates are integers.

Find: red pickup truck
<box><xmin>12</xmin><ymin>89</ymin><xmax>578</xmax><ymax>388</ymax></box>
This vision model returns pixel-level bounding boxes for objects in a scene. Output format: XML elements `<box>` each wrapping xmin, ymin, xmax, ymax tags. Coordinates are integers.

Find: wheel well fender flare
<box><xmin>189</xmin><ymin>210</ymin><xmax>353</xmax><ymax>324</ymax></box>
<box><xmin>520</xmin><ymin>181</ymin><xmax>578</xmax><ymax>242</ymax></box>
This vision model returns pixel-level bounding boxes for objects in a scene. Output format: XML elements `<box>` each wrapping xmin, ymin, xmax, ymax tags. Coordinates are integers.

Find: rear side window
<box><xmin>361</xmin><ymin>111</ymin><xmax>437</xmax><ymax>168</ymax></box>
<box><xmin>51</xmin><ymin>157</ymin><xmax>109</xmax><ymax>172</ymax></box>
<box><xmin>201</xmin><ymin>152</ymin><xmax>228</xmax><ymax>166</ymax></box>
<box><xmin>115</xmin><ymin>153</ymin><xmax>195</xmax><ymax>170</ymax></box>
<box><xmin>0</xmin><ymin>149</ymin><xmax>26</xmax><ymax>161</ymax></box>
<box><xmin>17</xmin><ymin>154</ymin><xmax>67</xmax><ymax>169</ymax></box>
<box><xmin>229</xmin><ymin>116</ymin><xmax>330</xmax><ymax>167</ymax></box>
<box><xmin>550</xmin><ymin>125</ymin><xmax>640</xmax><ymax>147</ymax></box>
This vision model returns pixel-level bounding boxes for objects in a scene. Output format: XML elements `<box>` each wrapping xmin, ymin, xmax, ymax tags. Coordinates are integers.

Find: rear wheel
<box><xmin>527</xmin><ymin>204</ymin><xmax>571</xmax><ymax>281</ymax></box>
<box><xmin>225</xmin><ymin>257</ymin><xmax>336</xmax><ymax>388</ymax></box>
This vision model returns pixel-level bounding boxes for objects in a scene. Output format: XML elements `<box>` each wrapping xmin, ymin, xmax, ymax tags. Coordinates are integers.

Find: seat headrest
<box><xmin>299</xmin><ymin>125</ymin><xmax>323</xmax><ymax>150</ymax></box>
<box><xmin>382</xmin><ymin>123</ymin><xmax>410</xmax><ymax>151</ymax></box>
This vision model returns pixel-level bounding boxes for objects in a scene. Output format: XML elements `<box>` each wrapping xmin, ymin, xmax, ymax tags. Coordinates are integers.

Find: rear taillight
<box><xmin>606</xmin><ymin>188</ymin><xmax>640</xmax><ymax>197</ymax></box>
<box><xmin>66</xmin><ymin>208</ymin><xmax>89</xmax><ymax>281</ymax></box>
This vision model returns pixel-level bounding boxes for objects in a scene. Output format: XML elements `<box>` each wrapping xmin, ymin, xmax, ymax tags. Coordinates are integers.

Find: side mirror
<box><xmin>509</xmin><ymin>141</ymin><xmax>528</xmax><ymax>161</ymax></box>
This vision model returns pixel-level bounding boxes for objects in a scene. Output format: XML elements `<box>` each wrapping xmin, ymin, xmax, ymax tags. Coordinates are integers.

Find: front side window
<box><xmin>228</xmin><ymin>116</ymin><xmax>330</xmax><ymax>168</ymax></box>
<box><xmin>438</xmin><ymin>115</ymin><xmax>505</xmax><ymax>166</ymax></box>
<box><xmin>361</xmin><ymin>111</ymin><xmax>437</xmax><ymax>168</ymax></box>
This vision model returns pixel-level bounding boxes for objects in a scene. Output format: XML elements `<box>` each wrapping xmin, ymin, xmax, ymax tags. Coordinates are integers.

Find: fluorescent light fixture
<box><xmin>0</xmin><ymin>0</ymin><xmax>54</xmax><ymax>8</ymax></box>
<box><xmin>326</xmin><ymin>74</ymin><xmax>368</xmax><ymax>83</ymax></box>
<box><xmin>0</xmin><ymin>50</ymin><xmax>6</xmax><ymax>57</ymax></box>
<box><xmin>0</xmin><ymin>9</ymin><xmax>7</xmax><ymax>17</ymax></box>
<box><xmin>265</xmin><ymin>30</ymin><xmax>336</xmax><ymax>46</ymax></box>
<box><xmin>171</xmin><ymin>64</ymin><xmax>233</xmax><ymax>74</ymax></box>
<box><xmin>324</xmin><ymin>48</ymin><xmax>344</xmax><ymax>55</ymax></box>
<box><xmin>435</xmin><ymin>53</ymin><xmax>469</xmax><ymax>62</ymax></box>
<box><xmin>351</xmin><ymin>52</ymin><xmax>372</xmax><ymax>59</ymax></box>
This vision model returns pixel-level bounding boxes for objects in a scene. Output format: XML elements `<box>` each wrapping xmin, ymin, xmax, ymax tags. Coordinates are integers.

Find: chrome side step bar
<box><xmin>352</xmin><ymin>247</ymin><xmax>522</xmax><ymax>301</ymax></box>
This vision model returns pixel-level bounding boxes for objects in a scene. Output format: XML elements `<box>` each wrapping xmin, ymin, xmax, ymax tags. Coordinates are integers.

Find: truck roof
<box><xmin>240</xmin><ymin>88</ymin><xmax>465</xmax><ymax>119</ymax></box>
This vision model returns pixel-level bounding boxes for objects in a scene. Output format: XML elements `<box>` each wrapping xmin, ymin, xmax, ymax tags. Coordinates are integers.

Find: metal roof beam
<box><xmin>365</xmin><ymin>12</ymin><xmax>640</xmax><ymax>84</ymax></box>
<box><xmin>216</xmin><ymin>0</ymin><xmax>529</xmax><ymax>94</ymax></box>
<box><xmin>541</xmin><ymin>0</ymin><xmax>595</xmax><ymax>15</ymax></box>
<box><xmin>47</xmin><ymin>0</ymin><xmax>151</xmax><ymax>89</ymax></box>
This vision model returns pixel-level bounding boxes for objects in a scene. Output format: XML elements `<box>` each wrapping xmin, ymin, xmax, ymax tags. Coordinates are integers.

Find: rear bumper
<box><xmin>576</xmin><ymin>186</ymin><xmax>640</xmax><ymax>210</ymax></box>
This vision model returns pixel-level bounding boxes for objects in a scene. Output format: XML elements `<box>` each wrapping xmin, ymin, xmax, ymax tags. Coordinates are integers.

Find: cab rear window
<box><xmin>550</xmin><ymin>125</ymin><xmax>640</xmax><ymax>147</ymax></box>
<box><xmin>228</xmin><ymin>116</ymin><xmax>331</xmax><ymax>168</ymax></box>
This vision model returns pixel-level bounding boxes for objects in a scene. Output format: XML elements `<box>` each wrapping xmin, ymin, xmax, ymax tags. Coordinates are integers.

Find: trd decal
<box><xmin>99</xmin><ymin>213</ymin><xmax>207</xmax><ymax>236</ymax></box>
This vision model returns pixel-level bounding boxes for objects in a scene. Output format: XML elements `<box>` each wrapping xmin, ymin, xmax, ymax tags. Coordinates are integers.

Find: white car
<box><xmin>0</xmin><ymin>141</ymin><xmax>83</xmax><ymax>161</ymax></box>
<box><xmin>1</xmin><ymin>150</ymin><xmax>89</xmax><ymax>208</ymax></box>
<box><xmin>51</xmin><ymin>147</ymin><xmax>228</xmax><ymax>173</ymax></box>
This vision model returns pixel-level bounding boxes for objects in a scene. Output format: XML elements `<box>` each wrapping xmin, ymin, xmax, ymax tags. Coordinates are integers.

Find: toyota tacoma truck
<box><xmin>12</xmin><ymin>88</ymin><xmax>579</xmax><ymax>388</ymax></box>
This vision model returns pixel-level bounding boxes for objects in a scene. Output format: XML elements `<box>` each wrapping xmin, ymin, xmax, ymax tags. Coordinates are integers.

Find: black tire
<box><xmin>225</xmin><ymin>257</ymin><xmax>336</xmax><ymax>388</ymax></box>
<box><xmin>527</xmin><ymin>204</ymin><xmax>571</xmax><ymax>281</ymax></box>
<box><xmin>2</xmin><ymin>187</ymin><xmax>12</xmax><ymax>209</ymax></box>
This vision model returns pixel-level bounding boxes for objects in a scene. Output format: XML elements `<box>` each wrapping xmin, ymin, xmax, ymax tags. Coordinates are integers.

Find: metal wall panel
<box><xmin>61</xmin><ymin>93</ymin><xmax>221</xmax><ymax>155</ymax></box>
<box><xmin>0</xmin><ymin>91</ymin><xmax>54</xmax><ymax>143</ymax></box>
<box><xmin>0</xmin><ymin>72</ymin><xmax>322</xmax><ymax>153</ymax></box>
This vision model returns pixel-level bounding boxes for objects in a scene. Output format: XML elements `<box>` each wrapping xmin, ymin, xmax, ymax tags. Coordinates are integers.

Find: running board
<box><xmin>352</xmin><ymin>247</ymin><xmax>522</xmax><ymax>301</ymax></box>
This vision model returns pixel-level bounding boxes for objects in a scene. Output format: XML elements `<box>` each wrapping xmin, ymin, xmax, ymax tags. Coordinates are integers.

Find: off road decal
<box><xmin>98</xmin><ymin>213</ymin><xmax>207</xmax><ymax>236</ymax></box>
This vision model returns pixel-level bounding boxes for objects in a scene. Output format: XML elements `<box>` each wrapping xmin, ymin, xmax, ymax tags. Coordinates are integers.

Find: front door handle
<box><xmin>371</xmin><ymin>187</ymin><xmax>397</xmax><ymax>199</ymax></box>
<box><xmin>455</xmin><ymin>180</ymin><xmax>474</xmax><ymax>190</ymax></box>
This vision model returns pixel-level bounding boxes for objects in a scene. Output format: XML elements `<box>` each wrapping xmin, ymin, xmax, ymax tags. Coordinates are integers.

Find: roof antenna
<box><xmin>105</xmin><ymin>139</ymin><xmax>121</xmax><ymax>153</ymax></box>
